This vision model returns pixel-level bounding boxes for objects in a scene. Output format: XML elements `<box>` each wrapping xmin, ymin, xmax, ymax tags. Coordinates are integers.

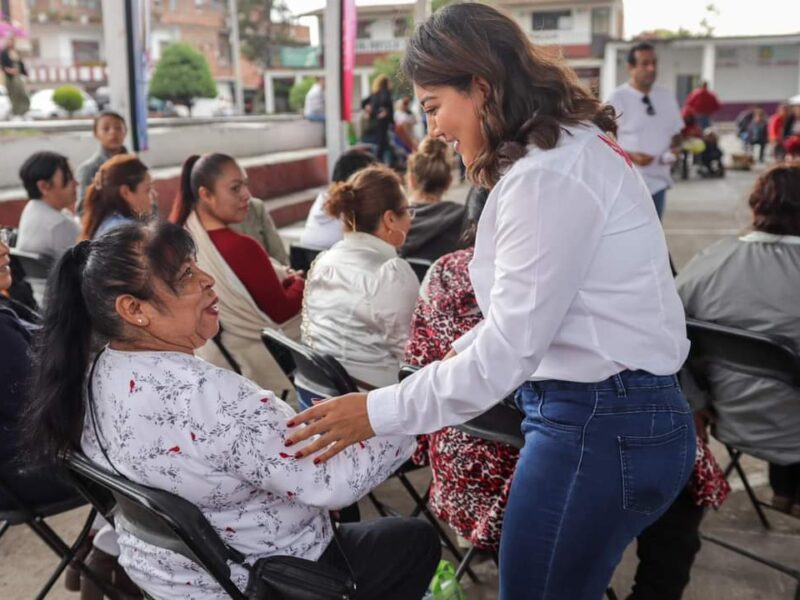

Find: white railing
<box><xmin>355</xmin><ymin>38</ymin><xmax>407</xmax><ymax>54</ymax></box>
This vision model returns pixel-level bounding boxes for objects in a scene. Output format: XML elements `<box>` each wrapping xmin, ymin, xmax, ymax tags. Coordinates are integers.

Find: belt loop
<box><xmin>612</xmin><ymin>372</ymin><xmax>627</xmax><ymax>398</ymax></box>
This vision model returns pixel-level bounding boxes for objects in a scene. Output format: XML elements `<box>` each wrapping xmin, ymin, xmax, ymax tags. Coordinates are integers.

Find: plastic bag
<box><xmin>422</xmin><ymin>560</ymin><xmax>466</xmax><ymax>600</ymax></box>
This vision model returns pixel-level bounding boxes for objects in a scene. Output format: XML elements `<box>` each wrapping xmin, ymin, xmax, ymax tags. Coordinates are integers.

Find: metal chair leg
<box><xmin>726</xmin><ymin>446</ymin><xmax>771</xmax><ymax>530</ymax></box>
<box><xmin>454</xmin><ymin>545</ymin><xmax>481</xmax><ymax>582</ymax></box>
<box><xmin>394</xmin><ymin>473</ymin><xmax>480</xmax><ymax>584</ymax></box>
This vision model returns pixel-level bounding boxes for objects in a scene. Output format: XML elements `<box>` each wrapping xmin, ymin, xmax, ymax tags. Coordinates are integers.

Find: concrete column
<box><xmin>701</xmin><ymin>41</ymin><xmax>716</xmax><ymax>89</ymax></box>
<box><xmin>324</xmin><ymin>0</ymin><xmax>345</xmax><ymax>165</ymax></box>
<box><xmin>360</xmin><ymin>71</ymin><xmax>370</xmax><ymax>101</ymax></box>
<box><xmin>601</xmin><ymin>43</ymin><xmax>619</xmax><ymax>101</ymax></box>
<box><xmin>414</xmin><ymin>0</ymin><xmax>431</xmax><ymax>24</ymax></box>
<box><xmin>264</xmin><ymin>75</ymin><xmax>275</xmax><ymax>114</ymax></box>
<box><xmin>101</xmin><ymin>0</ymin><xmax>133</xmax><ymax>148</ymax></box>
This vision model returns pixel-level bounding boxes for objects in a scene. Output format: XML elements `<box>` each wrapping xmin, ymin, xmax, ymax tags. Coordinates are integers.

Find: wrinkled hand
<box><xmin>285</xmin><ymin>393</ymin><xmax>375</xmax><ymax>463</ymax></box>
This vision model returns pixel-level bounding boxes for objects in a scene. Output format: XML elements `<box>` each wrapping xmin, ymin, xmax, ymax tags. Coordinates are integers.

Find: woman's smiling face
<box><xmin>415</xmin><ymin>82</ymin><xmax>487</xmax><ymax>167</ymax></box>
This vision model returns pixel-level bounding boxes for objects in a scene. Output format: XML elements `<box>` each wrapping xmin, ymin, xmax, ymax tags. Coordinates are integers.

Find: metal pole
<box><xmin>324</xmin><ymin>0</ymin><xmax>344</xmax><ymax>167</ymax></box>
<box><xmin>228</xmin><ymin>0</ymin><xmax>244</xmax><ymax>115</ymax></box>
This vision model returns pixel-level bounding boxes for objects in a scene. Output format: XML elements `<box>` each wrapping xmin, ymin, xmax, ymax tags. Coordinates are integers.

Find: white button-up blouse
<box><xmin>367</xmin><ymin>123</ymin><xmax>690</xmax><ymax>436</ymax></box>
<box><xmin>82</xmin><ymin>349</ymin><xmax>413</xmax><ymax>599</ymax></box>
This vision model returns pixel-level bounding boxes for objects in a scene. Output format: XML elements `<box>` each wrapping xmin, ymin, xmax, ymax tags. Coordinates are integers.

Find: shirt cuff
<box><xmin>367</xmin><ymin>384</ymin><xmax>401</xmax><ymax>436</ymax></box>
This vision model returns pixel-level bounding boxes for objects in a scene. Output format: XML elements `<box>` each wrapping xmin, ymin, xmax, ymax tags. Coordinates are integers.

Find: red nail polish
<box><xmin>285</xmin><ymin>440</ymin><xmax>293</xmax><ymax>447</ymax></box>
<box><xmin>287</xmin><ymin>421</ymin><xmax>295</xmax><ymax>427</ymax></box>
<box><xmin>313</xmin><ymin>458</ymin><xmax>320</xmax><ymax>465</ymax></box>
<box><xmin>295</xmin><ymin>452</ymin><xmax>303</xmax><ymax>458</ymax></box>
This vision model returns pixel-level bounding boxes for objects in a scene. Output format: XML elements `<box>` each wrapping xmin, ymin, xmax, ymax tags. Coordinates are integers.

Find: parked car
<box><xmin>26</xmin><ymin>87</ymin><xmax>99</xmax><ymax>119</ymax></box>
<box><xmin>190</xmin><ymin>95</ymin><xmax>234</xmax><ymax>118</ymax></box>
<box><xmin>0</xmin><ymin>85</ymin><xmax>11</xmax><ymax>120</ymax></box>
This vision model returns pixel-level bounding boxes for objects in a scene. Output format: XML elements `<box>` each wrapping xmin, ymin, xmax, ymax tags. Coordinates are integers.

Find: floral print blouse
<box><xmin>81</xmin><ymin>348</ymin><xmax>414</xmax><ymax>599</ymax></box>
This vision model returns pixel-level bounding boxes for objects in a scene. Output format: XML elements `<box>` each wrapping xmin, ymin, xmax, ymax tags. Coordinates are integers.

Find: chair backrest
<box><xmin>686</xmin><ymin>318</ymin><xmax>800</xmax><ymax>388</ymax></box>
<box><xmin>398</xmin><ymin>365</ymin><xmax>524</xmax><ymax>449</ymax></box>
<box><xmin>289</xmin><ymin>243</ymin><xmax>326</xmax><ymax>273</ymax></box>
<box><xmin>261</xmin><ymin>328</ymin><xmax>358</xmax><ymax>398</ymax></box>
<box><xmin>64</xmin><ymin>451</ymin><xmax>246</xmax><ymax>600</ymax></box>
<box><xmin>9</xmin><ymin>248</ymin><xmax>54</xmax><ymax>280</ymax></box>
<box><xmin>405</xmin><ymin>257</ymin><xmax>433</xmax><ymax>283</ymax></box>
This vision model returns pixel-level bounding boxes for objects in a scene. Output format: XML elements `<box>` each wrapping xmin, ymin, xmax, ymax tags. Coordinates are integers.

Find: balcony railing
<box><xmin>356</xmin><ymin>38</ymin><xmax>406</xmax><ymax>54</ymax></box>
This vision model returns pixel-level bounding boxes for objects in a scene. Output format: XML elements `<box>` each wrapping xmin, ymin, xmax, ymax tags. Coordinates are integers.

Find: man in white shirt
<box><xmin>303</xmin><ymin>77</ymin><xmax>325</xmax><ymax>122</ymax></box>
<box><xmin>16</xmin><ymin>151</ymin><xmax>80</xmax><ymax>260</ymax></box>
<box><xmin>606</xmin><ymin>42</ymin><xmax>684</xmax><ymax>220</ymax></box>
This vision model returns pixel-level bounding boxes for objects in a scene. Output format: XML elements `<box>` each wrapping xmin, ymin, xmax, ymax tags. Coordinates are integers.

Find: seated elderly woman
<box><xmin>399</xmin><ymin>137</ymin><xmax>465</xmax><ymax>263</ymax></box>
<box><xmin>677</xmin><ymin>162</ymin><xmax>800</xmax><ymax>516</ymax></box>
<box><xmin>80</xmin><ymin>154</ymin><xmax>156</xmax><ymax>240</ymax></box>
<box><xmin>23</xmin><ymin>222</ymin><xmax>440</xmax><ymax>600</ymax></box>
<box><xmin>300</xmin><ymin>165</ymin><xmax>419</xmax><ymax>405</ymax></box>
<box><xmin>170</xmin><ymin>154</ymin><xmax>304</xmax><ymax>394</ymax></box>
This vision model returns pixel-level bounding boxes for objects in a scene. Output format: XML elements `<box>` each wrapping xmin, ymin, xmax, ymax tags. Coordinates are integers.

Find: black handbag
<box><xmin>86</xmin><ymin>350</ymin><xmax>357</xmax><ymax>600</ymax></box>
<box><xmin>237</xmin><ymin>538</ymin><xmax>356</xmax><ymax>600</ymax></box>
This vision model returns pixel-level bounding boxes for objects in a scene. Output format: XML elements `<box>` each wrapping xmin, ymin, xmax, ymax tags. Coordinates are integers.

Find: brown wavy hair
<box><xmin>402</xmin><ymin>2</ymin><xmax>616</xmax><ymax>188</ymax></box>
<box><xmin>80</xmin><ymin>154</ymin><xmax>148</xmax><ymax>240</ymax></box>
<box><xmin>325</xmin><ymin>165</ymin><xmax>406</xmax><ymax>233</ymax></box>
<box><xmin>748</xmin><ymin>162</ymin><xmax>800</xmax><ymax>236</ymax></box>
<box><xmin>407</xmin><ymin>137</ymin><xmax>453</xmax><ymax>198</ymax></box>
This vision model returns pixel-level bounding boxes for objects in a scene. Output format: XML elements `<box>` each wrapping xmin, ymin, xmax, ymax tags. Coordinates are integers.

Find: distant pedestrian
<box><xmin>368</xmin><ymin>75</ymin><xmax>394</xmax><ymax>164</ymax></box>
<box><xmin>0</xmin><ymin>35</ymin><xmax>30</xmax><ymax>118</ymax></box>
<box><xmin>606</xmin><ymin>42</ymin><xmax>683</xmax><ymax>220</ymax></box>
<box><xmin>745</xmin><ymin>108</ymin><xmax>768</xmax><ymax>163</ymax></box>
<box><xmin>76</xmin><ymin>111</ymin><xmax>129</xmax><ymax>215</ymax></box>
<box><xmin>683</xmin><ymin>81</ymin><xmax>720</xmax><ymax>130</ymax></box>
<box><xmin>303</xmin><ymin>77</ymin><xmax>325</xmax><ymax>123</ymax></box>
<box><xmin>768</xmin><ymin>104</ymin><xmax>790</xmax><ymax>161</ymax></box>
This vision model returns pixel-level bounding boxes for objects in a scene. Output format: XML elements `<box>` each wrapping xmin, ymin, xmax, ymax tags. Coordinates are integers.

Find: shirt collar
<box><xmin>739</xmin><ymin>231</ymin><xmax>800</xmax><ymax>245</ymax></box>
<box><xmin>342</xmin><ymin>231</ymin><xmax>397</xmax><ymax>259</ymax></box>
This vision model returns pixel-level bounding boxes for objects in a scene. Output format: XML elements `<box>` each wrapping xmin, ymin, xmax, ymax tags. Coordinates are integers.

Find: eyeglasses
<box><xmin>401</xmin><ymin>206</ymin><xmax>417</xmax><ymax>219</ymax></box>
<box><xmin>642</xmin><ymin>95</ymin><xmax>656</xmax><ymax>116</ymax></box>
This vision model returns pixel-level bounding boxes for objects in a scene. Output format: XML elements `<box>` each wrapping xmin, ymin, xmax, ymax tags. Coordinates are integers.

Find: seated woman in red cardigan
<box><xmin>170</xmin><ymin>153</ymin><xmax>303</xmax><ymax>396</ymax></box>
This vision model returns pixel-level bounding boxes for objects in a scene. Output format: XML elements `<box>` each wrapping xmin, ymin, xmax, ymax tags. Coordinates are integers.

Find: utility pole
<box><xmin>228</xmin><ymin>0</ymin><xmax>245</xmax><ymax>115</ymax></box>
<box><xmin>414</xmin><ymin>0</ymin><xmax>431</xmax><ymax>25</ymax></box>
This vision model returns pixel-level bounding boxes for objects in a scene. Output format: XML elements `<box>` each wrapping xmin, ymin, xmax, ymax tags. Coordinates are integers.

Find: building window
<box><xmin>218</xmin><ymin>32</ymin><xmax>231</xmax><ymax>65</ymax></box>
<box><xmin>356</xmin><ymin>19</ymin><xmax>372</xmax><ymax>40</ymax></box>
<box><xmin>532</xmin><ymin>10</ymin><xmax>572</xmax><ymax>31</ymax></box>
<box><xmin>591</xmin><ymin>7</ymin><xmax>611</xmax><ymax>36</ymax></box>
<box><xmin>393</xmin><ymin>17</ymin><xmax>408</xmax><ymax>38</ymax></box>
<box><xmin>72</xmin><ymin>40</ymin><xmax>100</xmax><ymax>65</ymax></box>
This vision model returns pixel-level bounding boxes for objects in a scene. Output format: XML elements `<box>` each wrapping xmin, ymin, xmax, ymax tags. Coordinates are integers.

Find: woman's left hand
<box><xmin>285</xmin><ymin>393</ymin><xmax>375</xmax><ymax>463</ymax></box>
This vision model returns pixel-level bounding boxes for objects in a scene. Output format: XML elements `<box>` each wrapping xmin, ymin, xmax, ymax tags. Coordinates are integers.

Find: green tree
<box><xmin>289</xmin><ymin>77</ymin><xmax>316</xmax><ymax>113</ymax></box>
<box><xmin>52</xmin><ymin>85</ymin><xmax>84</xmax><ymax>117</ymax></box>
<box><xmin>238</xmin><ymin>0</ymin><xmax>296</xmax><ymax>69</ymax></box>
<box><xmin>370</xmin><ymin>53</ymin><xmax>413</xmax><ymax>100</ymax></box>
<box><xmin>149</xmin><ymin>43</ymin><xmax>217</xmax><ymax>108</ymax></box>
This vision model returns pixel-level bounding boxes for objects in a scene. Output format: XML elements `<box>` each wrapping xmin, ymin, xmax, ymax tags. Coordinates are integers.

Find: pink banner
<box><xmin>341</xmin><ymin>0</ymin><xmax>357</xmax><ymax>122</ymax></box>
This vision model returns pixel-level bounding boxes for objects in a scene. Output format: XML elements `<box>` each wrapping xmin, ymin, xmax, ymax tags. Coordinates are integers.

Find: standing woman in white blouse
<box><xmin>287</xmin><ymin>4</ymin><xmax>695</xmax><ymax>599</ymax></box>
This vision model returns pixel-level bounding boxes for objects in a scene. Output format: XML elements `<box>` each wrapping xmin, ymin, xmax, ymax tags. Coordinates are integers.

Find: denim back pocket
<box><xmin>618</xmin><ymin>425</ymin><xmax>690</xmax><ymax>515</ymax></box>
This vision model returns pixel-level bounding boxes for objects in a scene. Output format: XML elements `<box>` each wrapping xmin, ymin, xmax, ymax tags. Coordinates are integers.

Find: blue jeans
<box><xmin>652</xmin><ymin>189</ymin><xmax>667</xmax><ymax>220</ymax></box>
<box><xmin>499</xmin><ymin>370</ymin><xmax>695</xmax><ymax>600</ymax></box>
<box><xmin>296</xmin><ymin>386</ymin><xmax>316</xmax><ymax>411</ymax></box>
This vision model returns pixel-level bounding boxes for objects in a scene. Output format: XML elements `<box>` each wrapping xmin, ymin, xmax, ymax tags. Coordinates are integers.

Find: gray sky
<box><xmin>286</xmin><ymin>0</ymin><xmax>800</xmax><ymax>42</ymax></box>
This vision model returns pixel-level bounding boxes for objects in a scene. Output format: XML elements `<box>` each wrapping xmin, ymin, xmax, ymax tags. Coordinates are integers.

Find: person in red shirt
<box><xmin>169</xmin><ymin>153</ymin><xmax>304</xmax><ymax>393</ymax></box>
<box><xmin>768</xmin><ymin>104</ymin><xmax>790</xmax><ymax>161</ymax></box>
<box><xmin>170</xmin><ymin>154</ymin><xmax>303</xmax><ymax>324</ymax></box>
<box><xmin>683</xmin><ymin>81</ymin><xmax>721</xmax><ymax>130</ymax></box>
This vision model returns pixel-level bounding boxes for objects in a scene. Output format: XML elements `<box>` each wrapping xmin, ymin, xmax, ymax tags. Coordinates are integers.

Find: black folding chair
<box><xmin>9</xmin><ymin>248</ymin><xmax>54</xmax><ymax>280</ymax></box>
<box><xmin>0</xmin><ymin>470</ymin><xmax>115</xmax><ymax>600</ymax></box>
<box><xmin>288</xmin><ymin>243</ymin><xmax>326</xmax><ymax>273</ymax></box>
<box><xmin>405</xmin><ymin>257</ymin><xmax>433</xmax><ymax>283</ymax></box>
<box><xmin>685</xmin><ymin>317</ymin><xmax>800</xmax><ymax>595</ymax></box>
<box><xmin>260</xmin><ymin>328</ymin><xmax>480</xmax><ymax>581</ymax></box>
